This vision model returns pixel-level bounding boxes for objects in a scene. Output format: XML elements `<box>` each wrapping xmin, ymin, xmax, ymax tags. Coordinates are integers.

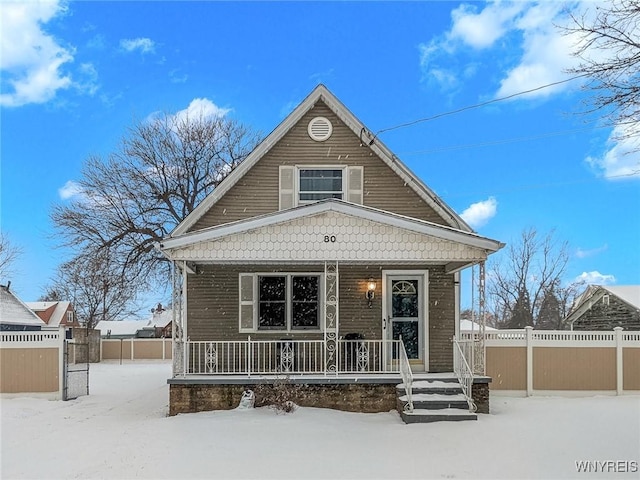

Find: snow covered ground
<box><xmin>1</xmin><ymin>361</ymin><xmax>638</xmax><ymax>479</ymax></box>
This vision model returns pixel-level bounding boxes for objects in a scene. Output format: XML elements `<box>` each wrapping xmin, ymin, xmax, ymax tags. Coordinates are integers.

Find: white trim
<box><xmin>295</xmin><ymin>165</ymin><xmax>346</xmax><ymax>206</ymax></box>
<box><xmin>170</xmin><ymin>85</ymin><xmax>471</xmax><ymax>236</ymax></box>
<box><xmin>162</xmin><ymin>199</ymin><xmax>503</xmax><ymax>252</ymax></box>
<box><xmin>382</xmin><ymin>269</ymin><xmax>429</xmax><ymax>372</ymax></box>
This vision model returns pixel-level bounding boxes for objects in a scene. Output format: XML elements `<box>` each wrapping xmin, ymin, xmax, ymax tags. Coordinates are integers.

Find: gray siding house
<box><xmin>160</xmin><ymin>85</ymin><xmax>503</xmax><ymax>420</ymax></box>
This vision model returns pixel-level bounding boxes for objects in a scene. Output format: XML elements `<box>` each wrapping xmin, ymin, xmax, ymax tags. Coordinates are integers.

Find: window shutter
<box><xmin>279</xmin><ymin>166</ymin><xmax>295</xmax><ymax>210</ymax></box>
<box><xmin>347</xmin><ymin>166</ymin><xmax>363</xmax><ymax>204</ymax></box>
<box><xmin>239</xmin><ymin>274</ymin><xmax>255</xmax><ymax>332</ymax></box>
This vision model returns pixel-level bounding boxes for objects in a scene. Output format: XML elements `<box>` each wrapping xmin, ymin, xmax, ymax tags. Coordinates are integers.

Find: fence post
<box><xmin>614</xmin><ymin>327</ymin><xmax>623</xmax><ymax>395</ymax></box>
<box><xmin>525</xmin><ymin>326</ymin><xmax>533</xmax><ymax>397</ymax></box>
<box><xmin>58</xmin><ymin>329</ymin><xmax>65</xmax><ymax>400</ymax></box>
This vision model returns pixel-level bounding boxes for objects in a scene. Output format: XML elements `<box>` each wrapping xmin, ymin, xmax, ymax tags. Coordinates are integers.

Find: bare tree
<box><xmin>0</xmin><ymin>232</ymin><xmax>22</xmax><ymax>280</ymax></box>
<box><xmin>489</xmin><ymin>228</ymin><xmax>580</xmax><ymax>329</ymax></box>
<box><xmin>52</xmin><ymin>111</ymin><xmax>261</xmax><ymax>299</ymax></box>
<box><xmin>40</xmin><ymin>248</ymin><xmax>141</xmax><ymax>328</ymax></box>
<box><xmin>566</xmin><ymin>0</ymin><xmax>640</xmax><ymax>147</ymax></box>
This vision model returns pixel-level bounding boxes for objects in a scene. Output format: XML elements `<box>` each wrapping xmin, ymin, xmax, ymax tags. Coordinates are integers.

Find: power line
<box><xmin>397</xmin><ymin>125</ymin><xmax>609</xmax><ymax>156</ymax></box>
<box><xmin>444</xmin><ymin>170</ymin><xmax>640</xmax><ymax>199</ymax></box>
<box><xmin>375</xmin><ymin>74</ymin><xmax>587</xmax><ymax>136</ymax></box>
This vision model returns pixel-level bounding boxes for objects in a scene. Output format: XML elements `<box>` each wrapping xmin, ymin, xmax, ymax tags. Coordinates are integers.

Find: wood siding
<box><xmin>186</xmin><ymin>264</ymin><xmax>456</xmax><ymax>370</ymax></box>
<box><xmin>190</xmin><ymin>101</ymin><xmax>447</xmax><ymax>231</ymax></box>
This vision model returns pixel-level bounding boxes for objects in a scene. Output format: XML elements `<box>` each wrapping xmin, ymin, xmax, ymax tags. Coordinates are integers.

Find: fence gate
<box><xmin>63</xmin><ymin>340</ymin><xmax>89</xmax><ymax>400</ymax></box>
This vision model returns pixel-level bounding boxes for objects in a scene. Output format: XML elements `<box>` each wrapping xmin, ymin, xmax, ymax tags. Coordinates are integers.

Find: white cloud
<box><xmin>58</xmin><ymin>180</ymin><xmax>83</xmax><ymax>200</ymax></box>
<box><xmin>575</xmin><ymin>244</ymin><xmax>608</xmax><ymax>259</ymax></box>
<box><xmin>173</xmin><ymin>98</ymin><xmax>230</xmax><ymax>124</ymax></box>
<box><xmin>0</xmin><ymin>0</ymin><xmax>74</xmax><ymax>107</ymax></box>
<box><xmin>586</xmin><ymin>124</ymin><xmax>640</xmax><ymax>179</ymax></box>
<box><xmin>460</xmin><ymin>197</ymin><xmax>497</xmax><ymax>229</ymax></box>
<box><xmin>120</xmin><ymin>38</ymin><xmax>155</xmax><ymax>54</ymax></box>
<box><xmin>575</xmin><ymin>271</ymin><xmax>616</xmax><ymax>285</ymax></box>
<box><xmin>449</xmin><ymin>2</ymin><xmax>526</xmax><ymax>49</ymax></box>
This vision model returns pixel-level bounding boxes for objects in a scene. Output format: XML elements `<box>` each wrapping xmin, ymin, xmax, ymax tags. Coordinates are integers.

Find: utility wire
<box><xmin>444</xmin><ymin>170</ymin><xmax>640</xmax><ymax>199</ymax></box>
<box><xmin>375</xmin><ymin>74</ymin><xmax>587</xmax><ymax>136</ymax></box>
<box><xmin>397</xmin><ymin>125</ymin><xmax>609</xmax><ymax>156</ymax></box>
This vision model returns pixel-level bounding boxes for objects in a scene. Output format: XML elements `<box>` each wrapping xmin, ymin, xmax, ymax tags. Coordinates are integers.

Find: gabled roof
<box><xmin>26</xmin><ymin>301</ymin><xmax>72</xmax><ymax>327</ymax></box>
<box><xmin>0</xmin><ymin>286</ymin><xmax>47</xmax><ymax>327</ymax></box>
<box><xmin>161</xmin><ymin>199</ymin><xmax>503</xmax><ymax>253</ymax></box>
<box><xmin>96</xmin><ymin>320</ymin><xmax>149</xmax><ymax>337</ymax></box>
<box><xmin>566</xmin><ymin>285</ymin><xmax>640</xmax><ymax>326</ymax></box>
<box><xmin>171</xmin><ymin>84</ymin><xmax>472</xmax><ymax>237</ymax></box>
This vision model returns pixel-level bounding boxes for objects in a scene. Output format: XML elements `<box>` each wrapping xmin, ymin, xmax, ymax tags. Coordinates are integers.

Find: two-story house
<box><xmin>159</xmin><ymin>85</ymin><xmax>503</xmax><ymax>422</ymax></box>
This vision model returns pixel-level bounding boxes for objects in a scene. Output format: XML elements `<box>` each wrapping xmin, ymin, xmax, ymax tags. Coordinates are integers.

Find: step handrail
<box><xmin>398</xmin><ymin>339</ymin><xmax>414</xmax><ymax>413</ymax></box>
<box><xmin>452</xmin><ymin>337</ymin><xmax>477</xmax><ymax>413</ymax></box>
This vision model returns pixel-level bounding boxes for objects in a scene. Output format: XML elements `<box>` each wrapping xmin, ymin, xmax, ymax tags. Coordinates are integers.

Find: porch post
<box><xmin>324</xmin><ymin>261</ymin><xmax>339</xmax><ymax>374</ymax></box>
<box><xmin>477</xmin><ymin>261</ymin><xmax>486</xmax><ymax>375</ymax></box>
<box><xmin>171</xmin><ymin>260</ymin><xmax>186</xmax><ymax>377</ymax></box>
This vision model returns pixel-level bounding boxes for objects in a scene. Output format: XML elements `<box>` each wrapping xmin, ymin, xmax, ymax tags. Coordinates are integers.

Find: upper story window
<box><xmin>279</xmin><ymin>165</ymin><xmax>363</xmax><ymax>210</ymax></box>
<box><xmin>298</xmin><ymin>168</ymin><xmax>344</xmax><ymax>204</ymax></box>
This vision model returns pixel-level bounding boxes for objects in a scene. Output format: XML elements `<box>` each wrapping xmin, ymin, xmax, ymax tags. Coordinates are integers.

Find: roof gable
<box><xmin>171</xmin><ymin>85</ymin><xmax>471</xmax><ymax>236</ymax></box>
<box><xmin>566</xmin><ymin>285</ymin><xmax>640</xmax><ymax>325</ymax></box>
<box><xmin>1</xmin><ymin>288</ymin><xmax>47</xmax><ymax>327</ymax></box>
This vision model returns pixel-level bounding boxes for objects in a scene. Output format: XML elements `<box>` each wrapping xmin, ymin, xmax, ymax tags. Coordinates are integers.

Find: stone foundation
<box><xmin>169</xmin><ymin>380</ymin><xmax>397</xmax><ymax>416</ymax></box>
<box><xmin>472</xmin><ymin>379</ymin><xmax>491</xmax><ymax>414</ymax></box>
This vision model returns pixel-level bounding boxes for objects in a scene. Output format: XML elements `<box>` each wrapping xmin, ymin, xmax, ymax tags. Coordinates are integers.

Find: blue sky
<box><xmin>1</xmin><ymin>0</ymin><xmax>639</xmax><ymax>307</ymax></box>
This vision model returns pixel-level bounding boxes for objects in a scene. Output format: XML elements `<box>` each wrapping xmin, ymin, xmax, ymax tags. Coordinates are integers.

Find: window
<box><xmin>66</xmin><ymin>311</ymin><xmax>74</xmax><ymax>324</ymax></box>
<box><xmin>298</xmin><ymin>168</ymin><xmax>344</xmax><ymax>203</ymax></box>
<box><xmin>258</xmin><ymin>276</ymin><xmax>287</xmax><ymax>329</ymax></box>
<box><xmin>242</xmin><ymin>274</ymin><xmax>321</xmax><ymax>331</ymax></box>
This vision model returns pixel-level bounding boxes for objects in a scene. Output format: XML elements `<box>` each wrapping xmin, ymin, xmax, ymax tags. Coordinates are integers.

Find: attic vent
<box><xmin>308</xmin><ymin>117</ymin><xmax>333</xmax><ymax>141</ymax></box>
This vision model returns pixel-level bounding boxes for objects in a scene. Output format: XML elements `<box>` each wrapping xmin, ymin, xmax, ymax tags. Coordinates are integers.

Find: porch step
<box><xmin>397</xmin><ymin>393</ymin><xmax>469</xmax><ymax>410</ymax></box>
<box><xmin>397</xmin><ymin>380</ymin><xmax>463</xmax><ymax>396</ymax></box>
<box><xmin>396</xmin><ymin>379</ymin><xmax>476</xmax><ymax>424</ymax></box>
<box><xmin>400</xmin><ymin>408</ymin><xmax>477</xmax><ymax>424</ymax></box>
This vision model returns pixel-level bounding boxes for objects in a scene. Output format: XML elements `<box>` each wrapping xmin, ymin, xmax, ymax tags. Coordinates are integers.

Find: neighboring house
<box><xmin>1</xmin><ymin>284</ymin><xmax>47</xmax><ymax>331</ymax></box>
<box><xmin>95</xmin><ymin>320</ymin><xmax>149</xmax><ymax>339</ymax></box>
<box><xmin>144</xmin><ymin>307</ymin><xmax>172</xmax><ymax>338</ymax></box>
<box><xmin>96</xmin><ymin>309</ymin><xmax>172</xmax><ymax>339</ymax></box>
<box><xmin>567</xmin><ymin>285</ymin><xmax>640</xmax><ymax>331</ymax></box>
<box><xmin>460</xmin><ymin>319</ymin><xmax>497</xmax><ymax>332</ymax></box>
<box><xmin>159</xmin><ymin>85</ymin><xmax>504</xmax><ymax>419</ymax></box>
<box><xmin>26</xmin><ymin>301</ymin><xmax>79</xmax><ymax>330</ymax></box>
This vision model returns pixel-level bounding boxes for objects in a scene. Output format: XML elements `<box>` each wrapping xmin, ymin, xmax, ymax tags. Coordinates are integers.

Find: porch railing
<box><xmin>185</xmin><ymin>338</ymin><xmax>404</xmax><ymax>376</ymax></box>
<box><xmin>452</xmin><ymin>337</ymin><xmax>477</xmax><ymax>413</ymax></box>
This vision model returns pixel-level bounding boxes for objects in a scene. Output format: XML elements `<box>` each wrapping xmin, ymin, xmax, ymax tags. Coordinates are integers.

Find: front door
<box><xmin>384</xmin><ymin>273</ymin><xmax>427</xmax><ymax>371</ymax></box>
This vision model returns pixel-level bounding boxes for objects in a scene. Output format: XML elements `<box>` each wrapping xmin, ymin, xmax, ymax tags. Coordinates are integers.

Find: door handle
<box><xmin>383</xmin><ymin>318</ymin><xmax>387</xmax><ymax>330</ymax></box>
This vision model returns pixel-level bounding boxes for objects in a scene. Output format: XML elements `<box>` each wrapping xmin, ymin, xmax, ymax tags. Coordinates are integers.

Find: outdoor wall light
<box><xmin>366</xmin><ymin>278</ymin><xmax>376</xmax><ymax>308</ymax></box>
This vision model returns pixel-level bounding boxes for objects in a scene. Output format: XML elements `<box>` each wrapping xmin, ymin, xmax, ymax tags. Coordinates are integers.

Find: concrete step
<box><xmin>397</xmin><ymin>392</ymin><xmax>469</xmax><ymax>410</ymax></box>
<box><xmin>400</xmin><ymin>407</ymin><xmax>478</xmax><ymax>424</ymax></box>
<box><xmin>397</xmin><ymin>380</ymin><xmax>463</xmax><ymax>395</ymax></box>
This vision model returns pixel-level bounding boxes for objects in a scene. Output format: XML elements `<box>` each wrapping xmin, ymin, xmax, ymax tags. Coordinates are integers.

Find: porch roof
<box><xmin>159</xmin><ymin>200</ymin><xmax>503</xmax><ymax>270</ymax></box>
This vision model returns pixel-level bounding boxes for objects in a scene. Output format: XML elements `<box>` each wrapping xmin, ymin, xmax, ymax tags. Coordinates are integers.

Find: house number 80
<box><xmin>324</xmin><ymin>235</ymin><xmax>337</xmax><ymax>243</ymax></box>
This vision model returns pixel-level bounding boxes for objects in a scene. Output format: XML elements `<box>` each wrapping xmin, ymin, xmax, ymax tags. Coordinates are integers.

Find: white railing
<box><xmin>453</xmin><ymin>337</ymin><xmax>477</xmax><ymax>413</ymax></box>
<box><xmin>397</xmin><ymin>339</ymin><xmax>413</xmax><ymax>412</ymax></box>
<box><xmin>0</xmin><ymin>329</ymin><xmax>63</xmax><ymax>349</ymax></box>
<box><xmin>185</xmin><ymin>338</ymin><xmax>403</xmax><ymax>376</ymax></box>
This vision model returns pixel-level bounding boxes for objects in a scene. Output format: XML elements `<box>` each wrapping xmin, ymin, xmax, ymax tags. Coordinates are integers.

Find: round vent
<box><xmin>308</xmin><ymin>116</ymin><xmax>333</xmax><ymax>141</ymax></box>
